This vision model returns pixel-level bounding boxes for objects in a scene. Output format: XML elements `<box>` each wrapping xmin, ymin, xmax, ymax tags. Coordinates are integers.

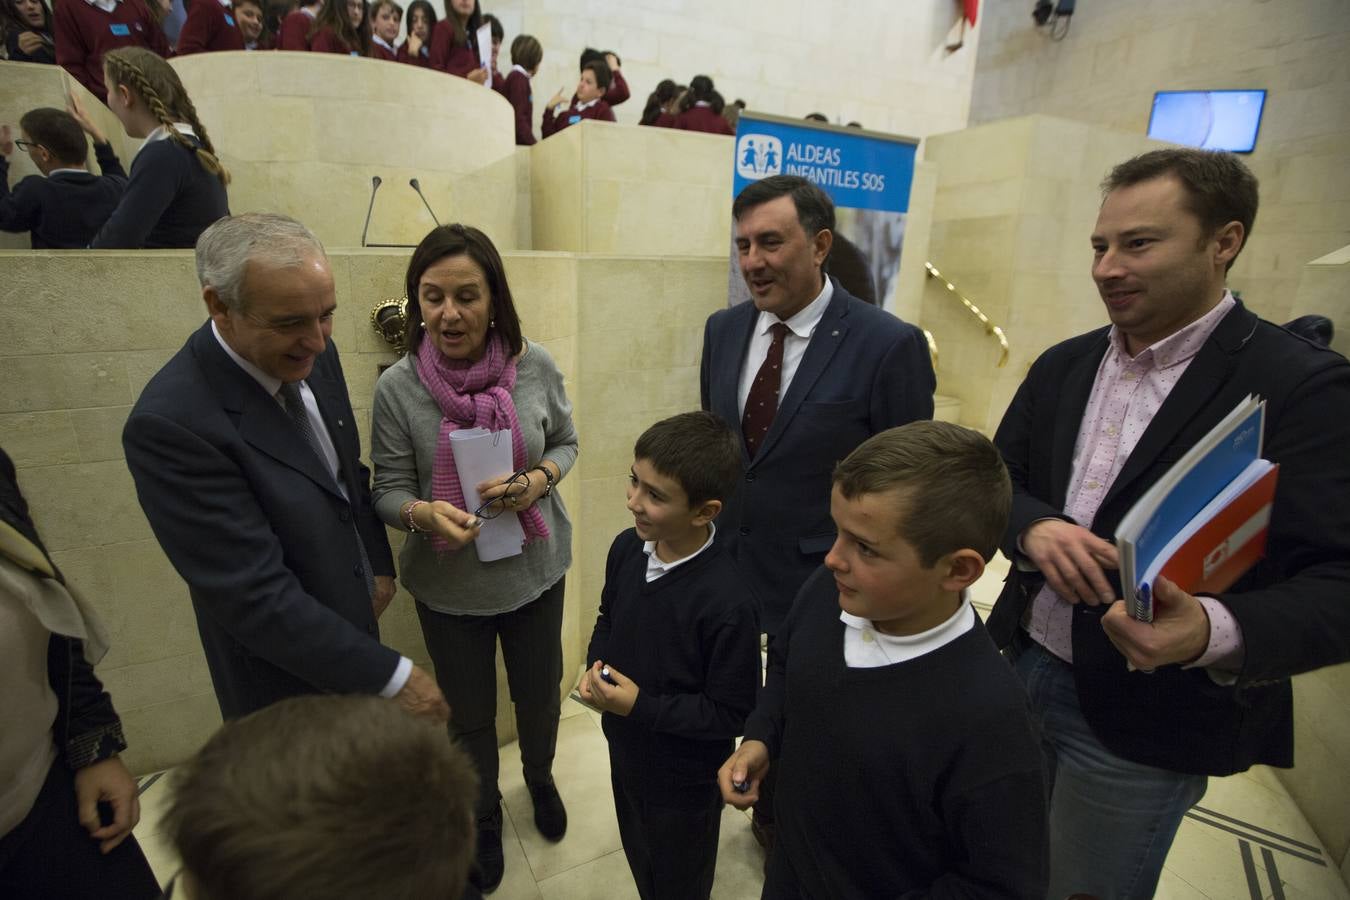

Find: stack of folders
<box><xmin>1116</xmin><ymin>395</ymin><xmax>1280</xmax><ymax>623</ymax></box>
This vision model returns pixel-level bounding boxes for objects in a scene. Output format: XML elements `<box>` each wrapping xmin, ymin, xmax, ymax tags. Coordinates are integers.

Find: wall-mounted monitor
<box><xmin>1147</xmin><ymin>90</ymin><xmax>1267</xmax><ymax>153</ymax></box>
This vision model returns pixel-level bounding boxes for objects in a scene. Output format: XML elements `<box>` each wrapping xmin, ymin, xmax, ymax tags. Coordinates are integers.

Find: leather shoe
<box><xmin>471</xmin><ymin>807</ymin><xmax>504</xmax><ymax>893</ymax></box>
<box><xmin>527</xmin><ymin>778</ymin><xmax>568</xmax><ymax>841</ymax></box>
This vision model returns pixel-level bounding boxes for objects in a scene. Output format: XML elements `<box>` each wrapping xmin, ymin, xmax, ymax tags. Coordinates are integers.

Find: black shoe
<box><xmin>472</xmin><ymin>807</ymin><xmax>504</xmax><ymax>894</ymax></box>
<box><xmin>527</xmin><ymin>778</ymin><xmax>568</xmax><ymax>841</ymax></box>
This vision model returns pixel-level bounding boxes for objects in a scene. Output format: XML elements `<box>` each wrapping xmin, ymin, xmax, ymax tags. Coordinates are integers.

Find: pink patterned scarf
<box><xmin>414</xmin><ymin>332</ymin><xmax>549</xmax><ymax>552</ymax></box>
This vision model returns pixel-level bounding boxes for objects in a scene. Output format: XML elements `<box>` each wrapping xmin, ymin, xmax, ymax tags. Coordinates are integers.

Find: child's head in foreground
<box><xmin>164</xmin><ymin>694</ymin><xmax>478</xmax><ymax>900</ymax></box>
<box><xmin>628</xmin><ymin>411</ymin><xmax>741</xmax><ymax>550</ymax></box>
<box><xmin>828</xmin><ymin>421</ymin><xmax>1011</xmax><ymax>635</ymax></box>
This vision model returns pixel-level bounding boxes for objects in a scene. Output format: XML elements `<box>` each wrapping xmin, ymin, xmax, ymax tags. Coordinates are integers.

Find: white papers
<box><xmin>449</xmin><ymin>428</ymin><xmax>524</xmax><ymax>562</ymax></box>
<box><xmin>476</xmin><ymin>22</ymin><xmax>493</xmax><ymax>87</ymax></box>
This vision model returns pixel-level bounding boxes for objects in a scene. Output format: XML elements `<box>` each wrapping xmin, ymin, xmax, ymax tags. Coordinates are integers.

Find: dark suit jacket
<box><xmin>122</xmin><ymin>323</ymin><xmax>398</xmax><ymax>720</ymax></box>
<box><xmin>988</xmin><ymin>301</ymin><xmax>1350</xmax><ymax>775</ymax></box>
<box><xmin>700</xmin><ymin>280</ymin><xmax>936</xmax><ymax>632</ymax></box>
<box><xmin>1</xmin><ymin>447</ymin><xmax>127</xmax><ymax>770</ymax></box>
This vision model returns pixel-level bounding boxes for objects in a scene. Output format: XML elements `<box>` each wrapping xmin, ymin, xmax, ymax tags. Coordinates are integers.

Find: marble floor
<box><xmin>129</xmin><ymin>556</ymin><xmax>1350</xmax><ymax>899</ymax></box>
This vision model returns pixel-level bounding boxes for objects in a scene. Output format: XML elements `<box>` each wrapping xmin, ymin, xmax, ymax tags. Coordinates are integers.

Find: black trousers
<box><xmin>416</xmin><ymin>577</ymin><xmax>565</xmax><ymax>821</ymax></box>
<box><xmin>0</xmin><ymin>757</ymin><xmax>160</xmax><ymax>899</ymax></box>
<box><xmin>610</xmin><ymin>769</ymin><xmax>722</xmax><ymax>900</ymax></box>
<box><xmin>761</xmin><ymin>842</ymin><xmax>806</xmax><ymax>900</ymax></box>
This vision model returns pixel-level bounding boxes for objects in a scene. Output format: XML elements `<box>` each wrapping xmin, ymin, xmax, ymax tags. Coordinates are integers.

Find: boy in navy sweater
<box><xmin>0</xmin><ymin>106</ymin><xmax>126</xmax><ymax>248</ymax></box>
<box><xmin>720</xmin><ymin>421</ymin><xmax>1049</xmax><ymax>900</ymax></box>
<box><xmin>581</xmin><ymin>411</ymin><xmax>760</xmax><ymax>900</ymax></box>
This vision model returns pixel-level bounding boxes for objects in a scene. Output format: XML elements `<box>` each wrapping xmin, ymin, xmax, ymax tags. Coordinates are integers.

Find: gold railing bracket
<box><xmin>925</xmin><ymin>262</ymin><xmax>1010</xmax><ymax>367</ymax></box>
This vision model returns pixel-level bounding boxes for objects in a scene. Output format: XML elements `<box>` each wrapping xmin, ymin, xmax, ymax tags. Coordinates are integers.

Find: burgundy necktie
<box><xmin>742</xmin><ymin>322</ymin><xmax>790</xmax><ymax>457</ymax></box>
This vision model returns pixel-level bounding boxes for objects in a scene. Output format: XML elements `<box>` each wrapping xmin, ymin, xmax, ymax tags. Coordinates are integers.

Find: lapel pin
<box><xmin>831</xmin><ymin>330</ymin><xmax>839</xmax><ymax>337</ymax></box>
<box><xmin>337</xmin><ymin>419</ymin><xmax>345</xmax><ymax>427</ymax></box>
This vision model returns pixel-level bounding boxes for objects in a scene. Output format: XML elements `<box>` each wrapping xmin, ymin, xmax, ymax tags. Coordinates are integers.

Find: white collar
<box><xmin>301</xmin><ymin>4</ymin><xmax>317</xmax><ymax>15</ymax></box>
<box><xmin>48</xmin><ymin>167</ymin><xmax>90</xmax><ymax>177</ymax></box>
<box><xmin>756</xmin><ymin>276</ymin><xmax>833</xmax><ymax>339</ymax></box>
<box><xmin>840</xmin><ymin>592</ymin><xmax>975</xmax><ymax>663</ymax></box>
<box><xmin>694</xmin><ymin>100</ymin><xmax>711</xmax><ymax>108</ymax></box>
<box><xmin>212</xmin><ymin>320</ymin><xmax>283</xmax><ymax>397</ymax></box>
<box><xmin>642</xmin><ymin>523</ymin><xmax>716</xmax><ymax>581</ymax></box>
<box><xmin>511</xmin><ymin>63</ymin><xmax>530</xmax><ymax>77</ymax></box>
<box><xmin>216</xmin><ymin>0</ymin><xmax>231</xmax><ymax>8</ymax></box>
<box><xmin>146</xmin><ymin>122</ymin><xmax>197</xmax><ymax>143</ymax></box>
<box><xmin>575</xmin><ymin>98</ymin><xmax>599</xmax><ymax>112</ymax></box>
<box><xmin>372</xmin><ymin>34</ymin><xmax>395</xmax><ymax>51</ymax></box>
<box><xmin>82</xmin><ymin>0</ymin><xmax>122</xmax><ymax>7</ymax></box>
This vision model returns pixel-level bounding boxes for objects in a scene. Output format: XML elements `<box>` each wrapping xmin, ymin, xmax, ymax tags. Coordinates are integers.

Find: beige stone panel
<box><xmin>204</xmin><ymin>96</ymin><xmax>319</xmax><ymax>163</ymax></box>
<box><xmin>117</xmin><ymin>691</ymin><xmax>222</xmax><ymax>775</ymax></box>
<box><xmin>1288</xmin><ymin>246</ymin><xmax>1350</xmax><ymax>359</ymax></box>
<box><xmin>86</xmin><ymin>539</ymin><xmax>198</xmax><ymax>670</ymax></box>
<box><xmin>656</xmin><ymin>259</ymin><xmax>729</xmax><ymax>327</ymax></box>
<box><xmin>530</xmin><ymin>127</ymin><xmax>585</xmax><ymax>252</ymax></box>
<box><xmin>71</xmin><ymin>405</ymin><xmax>132</xmax><ymax>463</ymax></box>
<box><xmin>892</xmin><ymin>160</ymin><xmax>938</xmax><ymax>323</ymax></box>
<box><xmin>924</xmin><ymin>117</ymin><xmax>1035</xmax><ymax>187</ymax></box>
<box><xmin>98</xmin><ymin>651</ymin><xmax>214</xmax><ymax>713</ymax></box>
<box><xmin>1278</xmin><ymin>662</ymin><xmax>1350</xmax><ymax>871</ymax></box>
<box><xmin>0</xmin><ymin>353</ymin><xmax>130</xmax><ymax>414</ymax></box>
<box><xmin>17</xmin><ymin>460</ymin><xmax>153</xmax><ymax>551</ymax></box>
<box><xmin>0</xmin><ymin>411</ymin><xmax>80</xmax><ymax>467</ymax></box>
<box><xmin>126</xmin><ymin>348</ymin><xmax>182</xmax><ymax>399</ymax></box>
<box><xmin>507</xmin><ymin>255</ymin><xmax>578</xmax><ymax>341</ymax></box>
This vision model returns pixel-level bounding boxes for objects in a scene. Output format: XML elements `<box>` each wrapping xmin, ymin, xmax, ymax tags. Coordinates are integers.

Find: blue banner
<box><xmin>732</xmin><ymin>114</ymin><xmax>916</xmax><ymax>213</ymax></box>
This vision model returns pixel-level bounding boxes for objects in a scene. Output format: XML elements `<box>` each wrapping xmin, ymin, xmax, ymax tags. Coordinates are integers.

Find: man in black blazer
<box><xmin>700</xmin><ymin>175</ymin><xmax>935</xmax><ymax>848</ymax></box>
<box><xmin>989</xmin><ymin>149</ymin><xmax>1350</xmax><ymax>898</ymax></box>
<box><xmin>122</xmin><ymin>213</ymin><xmax>447</xmax><ymax>723</ymax></box>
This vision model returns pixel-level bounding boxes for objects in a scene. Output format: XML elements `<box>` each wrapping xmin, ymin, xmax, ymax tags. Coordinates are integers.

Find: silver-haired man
<box><xmin>123</xmin><ymin>213</ymin><xmax>448</xmax><ymax>723</ymax></box>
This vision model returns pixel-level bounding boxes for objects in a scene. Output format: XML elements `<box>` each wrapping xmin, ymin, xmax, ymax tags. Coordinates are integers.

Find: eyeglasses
<box><xmin>14</xmin><ymin>139</ymin><xmax>39</xmax><ymax>152</ymax></box>
<box><xmin>473</xmin><ymin>469</ymin><xmax>531</xmax><ymax>520</ymax></box>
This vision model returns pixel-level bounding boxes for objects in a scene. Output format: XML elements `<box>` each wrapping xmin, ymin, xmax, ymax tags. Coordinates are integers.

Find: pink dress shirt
<box><xmin>1024</xmin><ymin>293</ymin><xmax>1244</xmax><ymax>674</ymax></box>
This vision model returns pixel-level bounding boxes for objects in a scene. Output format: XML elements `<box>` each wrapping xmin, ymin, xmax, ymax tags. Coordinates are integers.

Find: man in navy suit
<box><xmin>700</xmin><ymin>175</ymin><xmax>935</xmax><ymax>849</ymax></box>
<box><xmin>989</xmin><ymin>149</ymin><xmax>1350</xmax><ymax>897</ymax></box>
<box><xmin>122</xmin><ymin>213</ymin><xmax>448</xmax><ymax>723</ymax></box>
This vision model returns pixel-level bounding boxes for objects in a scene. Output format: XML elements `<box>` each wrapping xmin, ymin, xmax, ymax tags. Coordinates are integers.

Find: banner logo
<box><xmin>736</xmin><ymin>135</ymin><xmax>782</xmax><ymax>180</ymax></box>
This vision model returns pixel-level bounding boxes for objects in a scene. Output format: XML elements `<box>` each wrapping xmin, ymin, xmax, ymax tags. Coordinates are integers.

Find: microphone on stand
<box><xmin>409</xmin><ymin>178</ymin><xmax>442</xmax><ymax>227</ymax></box>
<box><xmin>360</xmin><ymin>175</ymin><xmax>382</xmax><ymax>247</ymax></box>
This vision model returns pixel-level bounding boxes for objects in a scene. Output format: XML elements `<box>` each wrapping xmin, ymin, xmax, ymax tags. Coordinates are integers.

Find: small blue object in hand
<box><xmin>732</xmin><ymin>779</ymin><xmax>750</xmax><ymax>794</ymax></box>
<box><xmin>600</xmin><ymin>665</ymin><xmax>618</xmax><ymax>686</ymax></box>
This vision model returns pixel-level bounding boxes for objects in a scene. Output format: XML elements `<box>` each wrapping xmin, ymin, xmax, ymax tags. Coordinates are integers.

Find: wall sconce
<box><xmin>369</xmin><ymin>296</ymin><xmax>409</xmax><ymax>353</ymax></box>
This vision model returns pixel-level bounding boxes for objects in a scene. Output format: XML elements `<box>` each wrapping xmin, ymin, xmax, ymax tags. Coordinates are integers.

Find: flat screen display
<box><xmin>1147</xmin><ymin>90</ymin><xmax>1267</xmax><ymax>153</ymax></box>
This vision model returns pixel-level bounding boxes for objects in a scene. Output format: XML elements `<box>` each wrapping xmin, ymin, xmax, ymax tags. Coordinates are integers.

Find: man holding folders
<box><xmin>988</xmin><ymin>148</ymin><xmax>1350</xmax><ymax>899</ymax></box>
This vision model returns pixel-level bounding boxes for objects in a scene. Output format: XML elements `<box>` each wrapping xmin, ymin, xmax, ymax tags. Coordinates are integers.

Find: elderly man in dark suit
<box><xmin>0</xmin><ymin>446</ymin><xmax>159</xmax><ymax>898</ymax></box>
<box><xmin>700</xmin><ymin>175</ymin><xmax>935</xmax><ymax>850</ymax></box>
<box><xmin>990</xmin><ymin>149</ymin><xmax>1350</xmax><ymax>898</ymax></box>
<box><xmin>123</xmin><ymin>213</ymin><xmax>448</xmax><ymax>723</ymax></box>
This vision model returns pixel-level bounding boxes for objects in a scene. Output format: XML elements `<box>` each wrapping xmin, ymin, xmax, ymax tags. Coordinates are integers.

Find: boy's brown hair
<box><xmin>164</xmin><ymin>695</ymin><xmax>478</xmax><ymax>900</ymax></box>
<box><xmin>833</xmin><ymin>421</ymin><xmax>1012</xmax><ymax>567</ymax></box>
<box><xmin>17</xmin><ymin>108</ymin><xmax>88</xmax><ymax>166</ymax></box>
<box><xmin>510</xmin><ymin>33</ymin><xmax>541</xmax><ymax>71</ymax></box>
<box><xmin>633</xmin><ymin>411</ymin><xmax>741</xmax><ymax>508</ymax></box>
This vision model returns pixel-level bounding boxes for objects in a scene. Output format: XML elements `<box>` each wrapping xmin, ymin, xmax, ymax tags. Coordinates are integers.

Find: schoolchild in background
<box><xmin>309</xmin><ymin>0</ymin><xmax>364</xmax><ymax>55</ymax></box>
<box><xmin>233</xmin><ymin>0</ymin><xmax>264</xmax><ymax>48</ymax></box>
<box><xmin>675</xmin><ymin>75</ymin><xmax>733</xmax><ymax>135</ymax></box>
<box><xmin>0</xmin><ymin>102</ymin><xmax>125</xmax><ymax>248</ymax></box>
<box><xmin>53</xmin><ymin>0</ymin><xmax>169</xmax><ymax>99</ymax></box>
<box><xmin>367</xmin><ymin>0</ymin><xmax>398</xmax><ymax>60</ymax></box>
<box><xmin>480</xmin><ymin>10</ymin><xmax>502</xmax><ymax>89</ymax></box>
<box><xmin>429</xmin><ymin>0</ymin><xmax>485</xmax><ymax>82</ymax></box>
<box><xmin>581</xmin><ymin>411</ymin><xmax>760</xmax><ymax>900</ymax></box>
<box><xmin>577</xmin><ymin>46</ymin><xmax>627</xmax><ymax>106</ymax></box>
<box><xmin>4</xmin><ymin>0</ymin><xmax>55</xmax><ymax>63</ymax></box>
<box><xmin>542</xmin><ymin>58</ymin><xmax>613</xmax><ymax>137</ymax></box>
<box><xmin>175</xmin><ymin>0</ymin><xmax>246</xmax><ymax>55</ymax></box>
<box><xmin>89</xmin><ymin>46</ymin><xmax>230</xmax><ymax>248</ymax></box>
<box><xmin>719</xmin><ymin>422</ymin><xmax>1049</xmax><ymax>899</ymax></box>
<box><xmin>276</xmin><ymin>0</ymin><xmax>320</xmax><ymax>49</ymax></box>
<box><xmin>395</xmin><ymin>0</ymin><xmax>431</xmax><ymax>65</ymax></box>
<box><xmin>502</xmin><ymin>33</ymin><xmax>540</xmax><ymax>145</ymax></box>
<box><xmin>639</xmin><ymin>79</ymin><xmax>680</xmax><ymax>128</ymax></box>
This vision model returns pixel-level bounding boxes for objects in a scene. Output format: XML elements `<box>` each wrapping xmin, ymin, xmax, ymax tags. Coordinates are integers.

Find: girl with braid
<box><xmin>90</xmin><ymin>47</ymin><xmax>229</xmax><ymax>248</ymax></box>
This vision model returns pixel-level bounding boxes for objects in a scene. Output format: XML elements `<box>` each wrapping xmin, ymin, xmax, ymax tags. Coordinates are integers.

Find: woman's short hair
<box><xmin>403</xmin><ymin>224</ymin><xmax>524</xmax><ymax>357</ymax></box>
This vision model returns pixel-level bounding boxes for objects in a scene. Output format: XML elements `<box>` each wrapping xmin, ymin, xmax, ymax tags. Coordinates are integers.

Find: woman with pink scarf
<box><xmin>370</xmin><ymin>225</ymin><xmax>576</xmax><ymax>894</ymax></box>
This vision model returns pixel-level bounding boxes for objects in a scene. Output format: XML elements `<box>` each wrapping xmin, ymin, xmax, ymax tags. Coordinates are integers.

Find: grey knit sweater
<box><xmin>370</xmin><ymin>341</ymin><xmax>577</xmax><ymax>615</ymax></box>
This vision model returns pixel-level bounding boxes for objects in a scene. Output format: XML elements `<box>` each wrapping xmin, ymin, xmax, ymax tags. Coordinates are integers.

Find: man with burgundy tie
<box><xmin>699</xmin><ymin>175</ymin><xmax>935</xmax><ymax>851</ymax></box>
<box><xmin>122</xmin><ymin>213</ymin><xmax>448</xmax><ymax>724</ymax></box>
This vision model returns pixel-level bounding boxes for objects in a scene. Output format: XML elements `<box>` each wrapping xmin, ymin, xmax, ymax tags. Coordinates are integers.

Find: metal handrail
<box><xmin>925</xmin><ymin>263</ymin><xmax>1009</xmax><ymax>367</ymax></box>
<box><xmin>922</xmin><ymin>329</ymin><xmax>939</xmax><ymax>372</ymax></box>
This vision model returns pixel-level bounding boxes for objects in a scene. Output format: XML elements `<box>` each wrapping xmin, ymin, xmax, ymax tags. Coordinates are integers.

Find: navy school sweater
<box><xmin>587</xmin><ymin>528</ymin><xmax>760</xmax><ymax>801</ymax></box>
<box><xmin>0</xmin><ymin>142</ymin><xmax>127</xmax><ymax>248</ymax></box>
<box><xmin>90</xmin><ymin>134</ymin><xmax>229</xmax><ymax>249</ymax></box>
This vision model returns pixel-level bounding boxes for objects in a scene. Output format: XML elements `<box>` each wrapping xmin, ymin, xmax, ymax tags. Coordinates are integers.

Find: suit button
<box><xmin>739</xmin><ymin>526</ymin><xmax>750</xmax><ymax>536</ymax></box>
<box><xmin>339</xmin><ymin>509</ymin><xmax>351</xmax><ymax>522</ymax></box>
<box><xmin>745</xmin><ymin>471</ymin><xmax>756</xmax><ymax>482</ymax></box>
<box><xmin>354</xmin><ymin>564</ymin><xmax>365</xmax><ymax>577</ymax></box>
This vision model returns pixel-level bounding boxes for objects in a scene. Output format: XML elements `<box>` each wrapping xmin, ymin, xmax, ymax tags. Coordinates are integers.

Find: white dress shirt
<box><xmin>841</xmin><ymin>592</ymin><xmax>975</xmax><ymax>668</ymax></box>
<box><xmin>642</xmin><ymin>524</ymin><xmax>716</xmax><ymax>583</ymax></box>
<box><xmin>737</xmin><ymin>278</ymin><xmax>834</xmax><ymax>416</ymax></box>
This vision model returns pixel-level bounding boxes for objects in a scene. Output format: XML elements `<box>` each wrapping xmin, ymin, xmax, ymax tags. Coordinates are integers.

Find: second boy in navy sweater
<box><xmin>582</xmin><ymin>411</ymin><xmax>760</xmax><ymax>900</ymax></box>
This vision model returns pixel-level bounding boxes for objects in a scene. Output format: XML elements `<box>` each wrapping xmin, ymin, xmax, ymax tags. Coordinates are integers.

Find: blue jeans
<box><xmin>1010</xmin><ymin>633</ymin><xmax>1207</xmax><ymax>900</ymax></box>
